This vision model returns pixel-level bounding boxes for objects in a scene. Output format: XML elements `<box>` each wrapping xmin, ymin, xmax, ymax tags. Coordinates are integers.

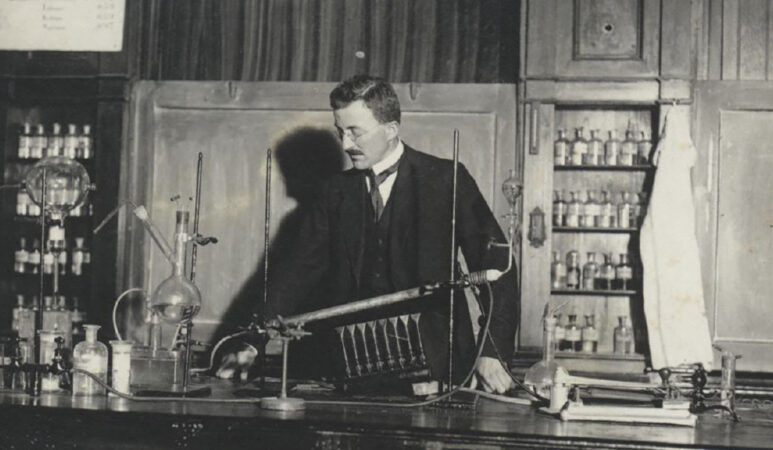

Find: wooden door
<box><xmin>695</xmin><ymin>82</ymin><xmax>773</xmax><ymax>371</ymax></box>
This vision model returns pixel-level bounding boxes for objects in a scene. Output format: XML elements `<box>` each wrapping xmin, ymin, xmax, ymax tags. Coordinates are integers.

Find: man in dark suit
<box><xmin>223</xmin><ymin>75</ymin><xmax>519</xmax><ymax>394</ymax></box>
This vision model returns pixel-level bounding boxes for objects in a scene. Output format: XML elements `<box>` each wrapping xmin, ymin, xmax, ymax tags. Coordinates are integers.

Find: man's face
<box><xmin>334</xmin><ymin>100</ymin><xmax>397</xmax><ymax>170</ymax></box>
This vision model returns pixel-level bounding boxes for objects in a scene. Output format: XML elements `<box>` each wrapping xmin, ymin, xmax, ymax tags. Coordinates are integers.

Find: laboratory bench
<box><xmin>0</xmin><ymin>377</ymin><xmax>772</xmax><ymax>449</ymax></box>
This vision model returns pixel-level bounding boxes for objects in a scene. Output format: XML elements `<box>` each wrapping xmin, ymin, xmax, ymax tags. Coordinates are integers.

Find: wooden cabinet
<box><xmin>0</xmin><ymin>78</ymin><xmax>126</xmax><ymax>337</ymax></box>
<box><xmin>518</xmin><ymin>82</ymin><xmax>669</xmax><ymax>373</ymax></box>
<box><xmin>522</xmin><ymin>0</ymin><xmax>694</xmax><ymax>80</ymax></box>
<box><xmin>694</xmin><ymin>82</ymin><xmax>773</xmax><ymax>372</ymax></box>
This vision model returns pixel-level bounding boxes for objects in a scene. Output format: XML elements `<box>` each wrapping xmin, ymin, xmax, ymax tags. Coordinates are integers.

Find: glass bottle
<box><xmin>582</xmin><ymin>190</ymin><xmax>599</xmax><ymax>228</ymax></box>
<box><xmin>48</xmin><ymin>122</ymin><xmax>64</xmax><ymax>157</ymax></box>
<box><xmin>11</xmin><ymin>295</ymin><xmax>26</xmax><ymax>332</ymax></box>
<box><xmin>524</xmin><ymin>316</ymin><xmax>562</xmax><ymax>398</ymax></box>
<box><xmin>552</xmin><ymin>190</ymin><xmax>566</xmax><ymax>227</ymax></box>
<box><xmin>64</xmin><ymin>124</ymin><xmax>79</xmax><ymax>159</ymax></box>
<box><xmin>42</xmin><ymin>244</ymin><xmax>55</xmax><ymax>275</ymax></box>
<box><xmin>72</xmin><ymin>324</ymin><xmax>108</xmax><ymax>396</ymax></box>
<box><xmin>553</xmin><ymin>314</ymin><xmax>566</xmax><ymax>352</ymax></box>
<box><xmin>566</xmin><ymin>191</ymin><xmax>582</xmax><ymax>228</ymax></box>
<box><xmin>615</xmin><ymin>253</ymin><xmax>633</xmax><ymax>290</ymax></box>
<box><xmin>80</xmin><ymin>124</ymin><xmax>93</xmax><ymax>160</ymax></box>
<box><xmin>619</xmin><ymin>129</ymin><xmax>636</xmax><ymax>166</ymax></box>
<box><xmin>617</xmin><ymin>192</ymin><xmax>631</xmax><ymax>229</ymax></box>
<box><xmin>637</xmin><ymin>130</ymin><xmax>652</xmax><ymax>165</ymax></box>
<box><xmin>16</xmin><ymin>188</ymin><xmax>29</xmax><ymax>216</ymax></box>
<box><xmin>14</xmin><ymin>237</ymin><xmax>28</xmax><ymax>274</ymax></box>
<box><xmin>597</xmin><ymin>253</ymin><xmax>616</xmax><ymax>290</ymax></box>
<box><xmin>582</xmin><ymin>315</ymin><xmax>599</xmax><ymax>353</ymax></box>
<box><xmin>550</xmin><ymin>251</ymin><xmax>566</xmax><ymax>289</ymax></box>
<box><xmin>582</xmin><ymin>252</ymin><xmax>599</xmax><ymax>291</ymax></box>
<box><xmin>597</xmin><ymin>190</ymin><xmax>614</xmax><ymax>228</ymax></box>
<box><xmin>569</xmin><ymin>128</ymin><xmax>587</xmax><ymax>166</ymax></box>
<box><xmin>565</xmin><ymin>314</ymin><xmax>582</xmax><ymax>352</ymax></box>
<box><xmin>31</xmin><ymin>124</ymin><xmax>46</xmax><ymax>159</ymax></box>
<box><xmin>28</xmin><ymin>239</ymin><xmax>41</xmax><ymax>274</ymax></box>
<box><xmin>71</xmin><ymin>297</ymin><xmax>86</xmax><ymax>346</ymax></box>
<box><xmin>566</xmin><ymin>250</ymin><xmax>581</xmax><ymax>289</ymax></box>
<box><xmin>604</xmin><ymin>130</ymin><xmax>620</xmax><ymax>166</ymax></box>
<box><xmin>554</xmin><ymin>129</ymin><xmax>569</xmax><ymax>166</ymax></box>
<box><xmin>18</xmin><ymin>122</ymin><xmax>32</xmax><ymax>159</ymax></box>
<box><xmin>614</xmin><ymin>316</ymin><xmax>633</xmax><ymax>355</ymax></box>
<box><xmin>71</xmin><ymin>237</ymin><xmax>85</xmax><ymax>276</ymax></box>
<box><xmin>583</xmin><ymin>129</ymin><xmax>603</xmax><ymax>165</ymax></box>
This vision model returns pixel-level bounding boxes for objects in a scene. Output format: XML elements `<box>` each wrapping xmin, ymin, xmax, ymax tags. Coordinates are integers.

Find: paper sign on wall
<box><xmin>0</xmin><ymin>0</ymin><xmax>125</xmax><ymax>51</ymax></box>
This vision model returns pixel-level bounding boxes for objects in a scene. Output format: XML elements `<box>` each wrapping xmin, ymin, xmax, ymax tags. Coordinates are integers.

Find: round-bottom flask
<box><xmin>524</xmin><ymin>316</ymin><xmax>562</xmax><ymax>398</ymax></box>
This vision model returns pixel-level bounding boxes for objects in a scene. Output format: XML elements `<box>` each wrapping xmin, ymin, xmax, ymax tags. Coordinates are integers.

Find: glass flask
<box><xmin>24</xmin><ymin>156</ymin><xmax>91</xmax><ymax>220</ymax></box>
<box><xmin>501</xmin><ymin>169</ymin><xmax>522</xmax><ymax>209</ymax></box>
<box><xmin>72</xmin><ymin>325</ymin><xmax>108</xmax><ymax>396</ymax></box>
<box><xmin>150</xmin><ymin>211</ymin><xmax>202</xmax><ymax>324</ymax></box>
<box><xmin>613</xmin><ymin>316</ymin><xmax>633</xmax><ymax>355</ymax></box>
<box><xmin>524</xmin><ymin>316</ymin><xmax>562</xmax><ymax>398</ymax></box>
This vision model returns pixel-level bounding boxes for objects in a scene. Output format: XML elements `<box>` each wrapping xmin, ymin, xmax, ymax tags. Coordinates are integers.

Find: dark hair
<box><xmin>329</xmin><ymin>75</ymin><xmax>401</xmax><ymax>124</ymax></box>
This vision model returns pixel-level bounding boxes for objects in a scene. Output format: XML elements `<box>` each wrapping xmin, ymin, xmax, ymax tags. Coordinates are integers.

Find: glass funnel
<box><xmin>24</xmin><ymin>156</ymin><xmax>90</xmax><ymax>220</ymax></box>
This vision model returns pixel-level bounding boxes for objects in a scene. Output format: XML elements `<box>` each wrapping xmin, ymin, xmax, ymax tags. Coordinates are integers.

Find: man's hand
<box><xmin>215</xmin><ymin>344</ymin><xmax>258</xmax><ymax>382</ymax></box>
<box><xmin>474</xmin><ymin>356</ymin><xmax>514</xmax><ymax>394</ymax></box>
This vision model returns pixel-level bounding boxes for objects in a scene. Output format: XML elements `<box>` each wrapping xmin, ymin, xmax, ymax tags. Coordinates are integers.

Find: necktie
<box><xmin>367</xmin><ymin>160</ymin><xmax>400</xmax><ymax>221</ymax></box>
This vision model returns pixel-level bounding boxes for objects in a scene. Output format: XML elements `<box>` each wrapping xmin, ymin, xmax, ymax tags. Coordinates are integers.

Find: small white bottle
<box><xmin>16</xmin><ymin>188</ymin><xmax>29</xmax><ymax>216</ymax></box>
<box><xmin>48</xmin><ymin>123</ymin><xmax>64</xmax><ymax>157</ymax></box>
<box><xmin>14</xmin><ymin>237</ymin><xmax>28</xmax><ymax>274</ymax></box>
<box><xmin>18</xmin><ymin>122</ymin><xmax>32</xmax><ymax>159</ymax></box>
<box><xmin>72</xmin><ymin>324</ymin><xmax>108</xmax><ymax>396</ymax></box>
<box><xmin>614</xmin><ymin>316</ymin><xmax>633</xmax><ymax>355</ymax></box>
<box><xmin>569</xmin><ymin>128</ymin><xmax>588</xmax><ymax>166</ymax></box>
<box><xmin>64</xmin><ymin>124</ymin><xmax>79</xmax><ymax>159</ymax></box>
<box><xmin>110</xmin><ymin>340</ymin><xmax>133</xmax><ymax>395</ymax></box>
<box><xmin>80</xmin><ymin>124</ymin><xmax>93</xmax><ymax>159</ymax></box>
<box><xmin>71</xmin><ymin>238</ymin><xmax>85</xmax><ymax>276</ymax></box>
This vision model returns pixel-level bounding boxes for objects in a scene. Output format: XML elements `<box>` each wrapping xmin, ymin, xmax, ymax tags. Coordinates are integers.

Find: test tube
<box><xmin>720</xmin><ymin>350</ymin><xmax>738</xmax><ymax>413</ymax></box>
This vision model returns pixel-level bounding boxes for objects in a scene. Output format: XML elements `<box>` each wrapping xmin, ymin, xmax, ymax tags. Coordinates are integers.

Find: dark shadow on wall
<box><xmin>210</xmin><ymin>126</ymin><xmax>344</xmax><ymax>353</ymax></box>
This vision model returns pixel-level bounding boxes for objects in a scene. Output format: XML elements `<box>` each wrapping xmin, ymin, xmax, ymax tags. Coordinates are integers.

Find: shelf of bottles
<box><xmin>546</xmin><ymin>105</ymin><xmax>655</xmax><ymax>360</ymax></box>
<box><xmin>7</xmin><ymin>120</ymin><xmax>95</xmax><ymax>356</ymax></box>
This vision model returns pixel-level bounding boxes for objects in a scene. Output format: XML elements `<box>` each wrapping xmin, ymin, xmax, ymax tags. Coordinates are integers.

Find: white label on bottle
<box><xmin>617</xmin><ymin>266</ymin><xmax>633</xmax><ymax>280</ymax></box>
<box><xmin>566</xmin><ymin>328</ymin><xmax>581</xmax><ymax>342</ymax></box>
<box><xmin>15</xmin><ymin>250</ymin><xmax>28</xmax><ymax>264</ymax></box>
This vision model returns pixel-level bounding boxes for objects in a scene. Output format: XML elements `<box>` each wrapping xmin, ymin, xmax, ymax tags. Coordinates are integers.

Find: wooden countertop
<box><xmin>0</xmin><ymin>377</ymin><xmax>771</xmax><ymax>449</ymax></box>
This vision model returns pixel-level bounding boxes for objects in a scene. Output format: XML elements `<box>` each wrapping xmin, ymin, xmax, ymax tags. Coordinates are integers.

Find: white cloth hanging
<box><xmin>639</xmin><ymin>105</ymin><xmax>714</xmax><ymax>370</ymax></box>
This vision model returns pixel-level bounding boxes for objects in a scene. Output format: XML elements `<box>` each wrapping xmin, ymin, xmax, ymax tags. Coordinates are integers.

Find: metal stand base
<box><xmin>260</xmin><ymin>396</ymin><xmax>305</xmax><ymax>411</ymax></box>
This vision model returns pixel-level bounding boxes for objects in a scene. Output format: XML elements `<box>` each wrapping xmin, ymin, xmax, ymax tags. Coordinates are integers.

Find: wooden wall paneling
<box><xmin>120</xmin><ymin>81</ymin><xmax>517</xmax><ymax>345</ymax></box>
<box><xmin>721</xmin><ymin>0</ymin><xmax>740</xmax><ymax>80</ymax></box>
<box><xmin>660</xmin><ymin>0</ymin><xmax>696</xmax><ymax>79</ymax></box>
<box><xmin>738</xmin><ymin>0</ymin><xmax>769</xmax><ymax>80</ymax></box>
<box><xmin>457</xmin><ymin>0</ymin><xmax>481</xmax><ymax>83</ymax></box>
<box><xmin>518</xmin><ymin>102</ymin><xmax>554</xmax><ymax>349</ymax></box>
<box><xmin>523</xmin><ymin>0</ymin><xmax>557</xmax><ymax>79</ymax></box>
<box><xmin>368</xmin><ymin>0</ymin><xmax>390</xmax><ymax>79</ymax></box>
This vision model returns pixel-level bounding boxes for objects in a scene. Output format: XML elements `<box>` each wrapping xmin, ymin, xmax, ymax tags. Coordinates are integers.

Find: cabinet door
<box><xmin>524</xmin><ymin>0</ymin><xmax>660</xmax><ymax>79</ymax></box>
<box><xmin>695</xmin><ymin>82</ymin><xmax>773</xmax><ymax>371</ymax></box>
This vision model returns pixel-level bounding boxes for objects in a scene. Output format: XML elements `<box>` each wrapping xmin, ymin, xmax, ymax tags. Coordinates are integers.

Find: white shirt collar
<box><xmin>372</xmin><ymin>140</ymin><xmax>404</xmax><ymax>175</ymax></box>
